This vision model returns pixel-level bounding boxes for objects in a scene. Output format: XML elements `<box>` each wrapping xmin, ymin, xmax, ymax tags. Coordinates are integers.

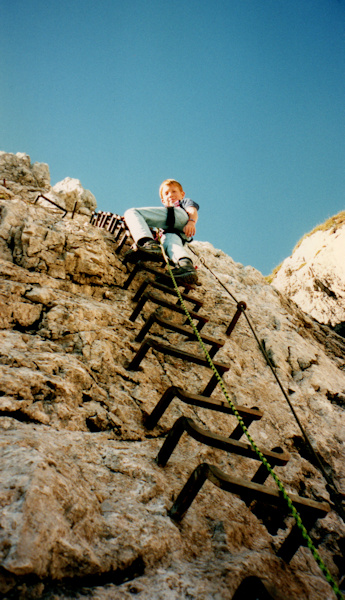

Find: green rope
<box><xmin>190</xmin><ymin>248</ymin><xmax>345</xmax><ymax>521</ymax></box>
<box><xmin>159</xmin><ymin>245</ymin><xmax>343</xmax><ymax>600</ymax></box>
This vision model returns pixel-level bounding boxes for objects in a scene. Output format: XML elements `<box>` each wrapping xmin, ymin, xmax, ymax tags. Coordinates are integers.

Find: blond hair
<box><xmin>159</xmin><ymin>179</ymin><xmax>184</xmax><ymax>199</ymax></box>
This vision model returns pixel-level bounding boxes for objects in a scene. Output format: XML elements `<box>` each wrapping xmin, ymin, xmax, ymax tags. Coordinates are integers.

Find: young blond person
<box><xmin>124</xmin><ymin>179</ymin><xmax>199</xmax><ymax>284</ymax></box>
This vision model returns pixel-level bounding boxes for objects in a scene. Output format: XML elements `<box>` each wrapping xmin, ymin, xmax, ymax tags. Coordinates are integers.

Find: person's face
<box><xmin>160</xmin><ymin>183</ymin><xmax>185</xmax><ymax>207</ymax></box>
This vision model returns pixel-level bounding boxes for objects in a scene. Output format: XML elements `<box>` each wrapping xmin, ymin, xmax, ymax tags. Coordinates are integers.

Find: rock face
<box><xmin>0</xmin><ymin>152</ymin><xmax>50</xmax><ymax>189</ymax></box>
<box><xmin>52</xmin><ymin>178</ymin><xmax>97</xmax><ymax>216</ymax></box>
<box><xmin>0</xmin><ymin>153</ymin><xmax>345</xmax><ymax>600</ymax></box>
<box><xmin>270</xmin><ymin>213</ymin><xmax>345</xmax><ymax>328</ymax></box>
<box><xmin>0</xmin><ymin>152</ymin><xmax>96</xmax><ymax>220</ymax></box>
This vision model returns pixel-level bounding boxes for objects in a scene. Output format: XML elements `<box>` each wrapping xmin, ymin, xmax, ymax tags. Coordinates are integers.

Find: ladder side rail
<box><xmin>115</xmin><ymin>230</ymin><xmax>131</xmax><ymax>254</ymax></box>
<box><xmin>277</xmin><ymin>512</ymin><xmax>322</xmax><ymax>563</ymax></box>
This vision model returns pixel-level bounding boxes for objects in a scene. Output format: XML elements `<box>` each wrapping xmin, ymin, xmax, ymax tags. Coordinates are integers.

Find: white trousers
<box><xmin>124</xmin><ymin>206</ymin><xmax>190</xmax><ymax>264</ymax></box>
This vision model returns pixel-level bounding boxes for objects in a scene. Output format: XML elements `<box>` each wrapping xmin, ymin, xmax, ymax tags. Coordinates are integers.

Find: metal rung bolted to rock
<box><xmin>115</xmin><ymin>229</ymin><xmax>132</xmax><ymax>254</ymax></box>
<box><xmin>132</xmin><ymin>278</ymin><xmax>203</xmax><ymax>312</ymax></box>
<box><xmin>122</xmin><ymin>262</ymin><xmax>166</xmax><ymax>289</ymax></box>
<box><xmin>127</xmin><ymin>338</ymin><xmax>230</xmax><ymax>396</ymax></box>
<box><xmin>90</xmin><ymin>211</ymin><xmax>122</xmax><ymax>234</ymax></box>
<box><xmin>129</xmin><ymin>292</ymin><xmax>209</xmax><ymax>331</ymax></box>
<box><xmin>250</xmin><ymin>446</ymin><xmax>287</xmax><ymax>484</ymax></box>
<box><xmin>98</xmin><ymin>212</ymin><xmax>110</xmax><ymax>228</ymax></box>
<box><xmin>135</xmin><ymin>312</ymin><xmax>224</xmax><ymax>358</ymax></box>
<box><xmin>122</xmin><ymin>261</ymin><xmax>197</xmax><ymax>291</ymax></box>
<box><xmin>144</xmin><ymin>386</ymin><xmax>263</xmax><ymax>435</ymax></box>
<box><xmin>122</xmin><ymin>245</ymin><xmax>167</xmax><ymax>266</ymax></box>
<box><xmin>155</xmin><ymin>416</ymin><xmax>290</xmax><ymax>469</ymax></box>
<box><xmin>35</xmin><ymin>194</ymin><xmax>67</xmax><ymax>218</ymax></box>
<box><xmin>105</xmin><ymin>213</ymin><xmax>120</xmax><ymax>233</ymax></box>
<box><xmin>168</xmin><ymin>462</ymin><xmax>330</xmax><ymax>562</ymax></box>
<box><xmin>226</xmin><ymin>301</ymin><xmax>247</xmax><ymax>336</ymax></box>
<box><xmin>114</xmin><ymin>222</ymin><xmax>126</xmax><ymax>240</ymax></box>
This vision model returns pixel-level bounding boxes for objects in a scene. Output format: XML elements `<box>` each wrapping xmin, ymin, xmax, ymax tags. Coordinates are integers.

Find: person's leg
<box><xmin>124</xmin><ymin>206</ymin><xmax>198</xmax><ymax>282</ymax></box>
<box><xmin>161</xmin><ymin>232</ymin><xmax>198</xmax><ymax>284</ymax></box>
<box><xmin>160</xmin><ymin>207</ymin><xmax>198</xmax><ymax>282</ymax></box>
<box><xmin>161</xmin><ymin>233</ymin><xmax>189</xmax><ymax>263</ymax></box>
<box><xmin>124</xmin><ymin>207</ymin><xmax>170</xmax><ymax>243</ymax></box>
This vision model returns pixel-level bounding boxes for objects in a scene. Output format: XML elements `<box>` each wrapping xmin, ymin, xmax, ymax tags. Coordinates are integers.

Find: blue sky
<box><xmin>1</xmin><ymin>0</ymin><xmax>345</xmax><ymax>275</ymax></box>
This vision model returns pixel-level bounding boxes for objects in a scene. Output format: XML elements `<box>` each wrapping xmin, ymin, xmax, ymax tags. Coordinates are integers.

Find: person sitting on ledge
<box><xmin>123</xmin><ymin>178</ymin><xmax>199</xmax><ymax>285</ymax></box>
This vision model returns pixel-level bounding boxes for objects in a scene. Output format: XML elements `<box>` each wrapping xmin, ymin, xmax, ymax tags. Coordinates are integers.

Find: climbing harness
<box><xmin>166</xmin><ymin>206</ymin><xmax>176</xmax><ymax>231</ymax></box>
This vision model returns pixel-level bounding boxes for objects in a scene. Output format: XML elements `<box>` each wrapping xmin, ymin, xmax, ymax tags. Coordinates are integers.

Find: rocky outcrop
<box><xmin>0</xmin><ymin>153</ymin><xmax>344</xmax><ymax>600</ymax></box>
<box><xmin>0</xmin><ymin>152</ymin><xmax>50</xmax><ymax>190</ymax></box>
<box><xmin>0</xmin><ymin>152</ymin><xmax>96</xmax><ymax>220</ymax></box>
<box><xmin>52</xmin><ymin>178</ymin><xmax>97</xmax><ymax>216</ymax></box>
<box><xmin>270</xmin><ymin>213</ymin><xmax>345</xmax><ymax>328</ymax></box>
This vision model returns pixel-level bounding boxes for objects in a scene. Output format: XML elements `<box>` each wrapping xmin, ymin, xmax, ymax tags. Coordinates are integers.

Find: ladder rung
<box><xmin>277</xmin><ymin>514</ymin><xmax>322</xmax><ymax>562</ymax></box>
<box><xmin>226</xmin><ymin>301</ymin><xmax>247</xmax><ymax>336</ymax></box>
<box><xmin>156</xmin><ymin>416</ymin><xmax>290</xmax><ymax>468</ymax></box>
<box><xmin>127</xmin><ymin>338</ymin><xmax>229</xmax><ymax>372</ymax></box>
<box><xmin>127</xmin><ymin>339</ymin><xmax>229</xmax><ymax>396</ymax></box>
<box><xmin>122</xmin><ymin>262</ymin><xmax>196</xmax><ymax>291</ymax></box>
<box><xmin>99</xmin><ymin>212</ymin><xmax>110</xmax><ymax>228</ymax></box>
<box><xmin>107</xmin><ymin>215</ymin><xmax>118</xmax><ymax>233</ymax></box>
<box><xmin>144</xmin><ymin>386</ymin><xmax>263</xmax><ymax>432</ymax></box>
<box><xmin>115</xmin><ymin>230</ymin><xmax>131</xmax><ymax>254</ymax></box>
<box><xmin>168</xmin><ymin>462</ymin><xmax>330</xmax><ymax>529</ymax></box>
<box><xmin>129</xmin><ymin>292</ymin><xmax>208</xmax><ymax>330</ymax></box>
<box><xmin>133</xmin><ymin>278</ymin><xmax>203</xmax><ymax>311</ymax></box>
<box><xmin>114</xmin><ymin>222</ymin><xmax>125</xmax><ymax>241</ymax></box>
<box><xmin>135</xmin><ymin>313</ymin><xmax>224</xmax><ymax>358</ymax></box>
<box><xmin>122</xmin><ymin>246</ymin><xmax>166</xmax><ymax>266</ymax></box>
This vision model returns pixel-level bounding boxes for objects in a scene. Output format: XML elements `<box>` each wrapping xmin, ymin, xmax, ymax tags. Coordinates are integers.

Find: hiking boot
<box><xmin>139</xmin><ymin>239</ymin><xmax>162</xmax><ymax>257</ymax></box>
<box><xmin>171</xmin><ymin>258</ymin><xmax>199</xmax><ymax>285</ymax></box>
<box><xmin>124</xmin><ymin>239</ymin><xmax>162</xmax><ymax>264</ymax></box>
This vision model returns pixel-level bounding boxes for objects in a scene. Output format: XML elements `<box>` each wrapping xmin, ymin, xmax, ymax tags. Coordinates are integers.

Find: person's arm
<box><xmin>183</xmin><ymin>206</ymin><xmax>198</xmax><ymax>237</ymax></box>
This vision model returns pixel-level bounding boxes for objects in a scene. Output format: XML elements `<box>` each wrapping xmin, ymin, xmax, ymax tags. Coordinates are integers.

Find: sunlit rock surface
<box><xmin>53</xmin><ymin>178</ymin><xmax>97</xmax><ymax>215</ymax></box>
<box><xmin>0</xmin><ymin>153</ymin><xmax>344</xmax><ymax>600</ymax></box>
<box><xmin>271</xmin><ymin>214</ymin><xmax>345</xmax><ymax>328</ymax></box>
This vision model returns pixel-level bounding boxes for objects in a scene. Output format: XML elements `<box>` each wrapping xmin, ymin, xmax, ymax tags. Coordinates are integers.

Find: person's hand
<box><xmin>183</xmin><ymin>220</ymin><xmax>196</xmax><ymax>237</ymax></box>
<box><xmin>161</xmin><ymin>199</ymin><xmax>175</xmax><ymax>207</ymax></box>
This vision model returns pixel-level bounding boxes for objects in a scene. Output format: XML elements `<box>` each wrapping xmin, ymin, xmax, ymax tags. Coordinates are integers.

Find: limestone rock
<box><xmin>0</xmin><ymin>152</ymin><xmax>50</xmax><ymax>189</ymax></box>
<box><xmin>0</xmin><ymin>154</ymin><xmax>344</xmax><ymax>600</ymax></box>
<box><xmin>53</xmin><ymin>178</ymin><xmax>97</xmax><ymax>216</ymax></box>
<box><xmin>0</xmin><ymin>199</ymin><xmax>123</xmax><ymax>285</ymax></box>
<box><xmin>0</xmin><ymin>185</ymin><xmax>14</xmax><ymax>200</ymax></box>
<box><xmin>271</xmin><ymin>213</ymin><xmax>345</xmax><ymax>327</ymax></box>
